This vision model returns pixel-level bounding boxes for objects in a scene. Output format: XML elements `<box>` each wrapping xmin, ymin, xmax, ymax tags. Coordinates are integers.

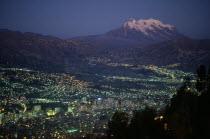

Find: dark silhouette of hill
<box><xmin>107</xmin><ymin>65</ymin><xmax>210</xmax><ymax>139</ymax></box>
<box><xmin>0</xmin><ymin>29</ymin><xmax>100</xmax><ymax>72</ymax></box>
<box><xmin>104</xmin><ymin>37</ymin><xmax>210</xmax><ymax>71</ymax></box>
<box><xmin>0</xmin><ymin>30</ymin><xmax>210</xmax><ymax>73</ymax></box>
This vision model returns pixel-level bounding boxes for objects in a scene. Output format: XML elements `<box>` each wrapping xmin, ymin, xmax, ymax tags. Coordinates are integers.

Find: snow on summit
<box><xmin>123</xmin><ymin>18</ymin><xmax>174</xmax><ymax>35</ymax></box>
<box><xmin>72</xmin><ymin>18</ymin><xmax>183</xmax><ymax>48</ymax></box>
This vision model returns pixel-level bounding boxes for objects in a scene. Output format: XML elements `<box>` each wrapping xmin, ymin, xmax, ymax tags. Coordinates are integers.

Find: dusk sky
<box><xmin>0</xmin><ymin>0</ymin><xmax>210</xmax><ymax>39</ymax></box>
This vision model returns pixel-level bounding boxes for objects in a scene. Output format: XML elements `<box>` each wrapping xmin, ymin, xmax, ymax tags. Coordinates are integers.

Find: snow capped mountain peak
<box><xmin>123</xmin><ymin>18</ymin><xmax>174</xmax><ymax>35</ymax></box>
<box><xmin>128</xmin><ymin>18</ymin><xmax>136</xmax><ymax>22</ymax></box>
<box><xmin>73</xmin><ymin>18</ymin><xmax>183</xmax><ymax>48</ymax></box>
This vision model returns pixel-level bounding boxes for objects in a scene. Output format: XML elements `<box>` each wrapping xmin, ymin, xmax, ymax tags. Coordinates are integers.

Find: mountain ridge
<box><xmin>72</xmin><ymin>18</ymin><xmax>183</xmax><ymax>48</ymax></box>
<box><xmin>0</xmin><ymin>29</ymin><xmax>209</xmax><ymax>73</ymax></box>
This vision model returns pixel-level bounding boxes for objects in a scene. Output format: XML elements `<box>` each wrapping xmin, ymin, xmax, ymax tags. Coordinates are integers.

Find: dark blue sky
<box><xmin>0</xmin><ymin>0</ymin><xmax>210</xmax><ymax>39</ymax></box>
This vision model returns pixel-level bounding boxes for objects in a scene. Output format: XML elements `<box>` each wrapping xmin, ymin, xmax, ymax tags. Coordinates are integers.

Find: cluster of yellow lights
<box><xmin>154</xmin><ymin>115</ymin><xmax>164</xmax><ymax>120</ymax></box>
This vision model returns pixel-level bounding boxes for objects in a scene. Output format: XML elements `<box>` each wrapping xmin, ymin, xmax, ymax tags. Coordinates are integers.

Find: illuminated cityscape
<box><xmin>0</xmin><ymin>0</ymin><xmax>210</xmax><ymax>138</ymax></box>
<box><xmin>0</xmin><ymin>63</ymin><xmax>195</xmax><ymax>138</ymax></box>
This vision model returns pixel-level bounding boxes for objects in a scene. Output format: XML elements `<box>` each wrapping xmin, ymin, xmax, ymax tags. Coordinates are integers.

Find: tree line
<box><xmin>107</xmin><ymin>65</ymin><xmax>210</xmax><ymax>139</ymax></box>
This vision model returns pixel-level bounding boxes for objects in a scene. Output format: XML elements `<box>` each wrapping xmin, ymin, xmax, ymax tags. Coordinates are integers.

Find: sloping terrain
<box><xmin>0</xmin><ymin>30</ymin><xmax>209</xmax><ymax>73</ymax></box>
<box><xmin>72</xmin><ymin>18</ymin><xmax>183</xmax><ymax>48</ymax></box>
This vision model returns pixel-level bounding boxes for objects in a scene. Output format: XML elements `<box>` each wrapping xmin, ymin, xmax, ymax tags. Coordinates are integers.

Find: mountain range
<box><xmin>0</xmin><ymin>18</ymin><xmax>210</xmax><ymax>74</ymax></box>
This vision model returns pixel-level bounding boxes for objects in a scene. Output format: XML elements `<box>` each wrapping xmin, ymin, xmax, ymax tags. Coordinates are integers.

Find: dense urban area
<box><xmin>0</xmin><ymin>61</ymin><xmax>195</xmax><ymax>138</ymax></box>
